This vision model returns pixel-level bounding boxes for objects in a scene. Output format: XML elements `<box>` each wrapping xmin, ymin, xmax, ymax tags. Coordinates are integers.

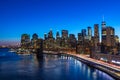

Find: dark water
<box><xmin>0</xmin><ymin>48</ymin><xmax>115</xmax><ymax>80</ymax></box>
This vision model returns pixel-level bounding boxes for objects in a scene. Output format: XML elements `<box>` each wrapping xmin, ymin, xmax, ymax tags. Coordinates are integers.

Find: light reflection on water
<box><xmin>0</xmin><ymin>48</ymin><xmax>115</xmax><ymax>80</ymax></box>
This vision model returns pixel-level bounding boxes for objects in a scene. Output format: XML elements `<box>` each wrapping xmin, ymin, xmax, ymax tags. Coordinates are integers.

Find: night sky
<box><xmin>0</xmin><ymin>0</ymin><xmax>120</xmax><ymax>42</ymax></box>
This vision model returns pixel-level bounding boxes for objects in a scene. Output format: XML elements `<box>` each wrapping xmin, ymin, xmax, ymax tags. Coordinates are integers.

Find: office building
<box><xmin>88</xmin><ymin>26</ymin><xmax>92</xmax><ymax>41</ymax></box>
<box><xmin>21</xmin><ymin>34</ymin><xmax>30</xmax><ymax>49</ymax></box>
<box><xmin>68</xmin><ymin>34</ymin><xmax>76</xmax><ymax>48</ymax></box>
<box><xmin>62</xmin><ymin>30</ymin><xmax>68</xmax><ymax>39</ymax></box>
<box><xmin>94</xmin><ymin>24</ymin><xmax>100</xmax><ymax>52</ymax></box>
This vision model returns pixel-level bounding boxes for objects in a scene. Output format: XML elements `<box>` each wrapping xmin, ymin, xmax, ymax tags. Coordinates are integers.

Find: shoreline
<box><xmin>67</xmin><ymin>53</ymin><xmax>120</xmax><ymax>80</ymax></box>
<box><xmin>43</xmin><ymin>51</ymin><xmax>120</xmax><ymax>80</ymax></box>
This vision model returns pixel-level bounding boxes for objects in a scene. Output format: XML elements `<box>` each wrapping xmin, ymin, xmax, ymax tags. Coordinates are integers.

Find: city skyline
<box><xmin>0</xmin><ymin>0</ymin><xmax>120</xmax><ymax>42</ymax></box>
<box><xmin>0</xmin><ymin>1</ymin><xmax>120</xmax><ymax>79</ymax></box>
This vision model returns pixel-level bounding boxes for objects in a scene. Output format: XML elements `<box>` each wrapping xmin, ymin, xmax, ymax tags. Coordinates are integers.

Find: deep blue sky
<box><xmin>0</xmin><ymin>0</ymin><xmax>120</xmax><ymax>42</ymax></box>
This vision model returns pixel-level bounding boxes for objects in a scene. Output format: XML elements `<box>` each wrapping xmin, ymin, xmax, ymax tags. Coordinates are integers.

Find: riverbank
<box><xmin>67</xmin><ymin>53</ymin><xmax>120</xmax><ymax>80</ymax></box>
<box><xmin>43</xmin><ymin>51</ymin><xmax>120</xmax><ymax>80</ymax></box>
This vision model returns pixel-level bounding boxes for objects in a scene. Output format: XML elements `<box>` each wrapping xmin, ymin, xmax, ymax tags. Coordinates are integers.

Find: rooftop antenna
<box><xmin>102</xmin><ymin>14</ymin><xmax>106</xmax><ymax>28</ymax></box>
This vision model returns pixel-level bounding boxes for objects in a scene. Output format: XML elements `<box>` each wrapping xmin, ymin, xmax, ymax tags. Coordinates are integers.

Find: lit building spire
<box><xmin>101</xmin><ymin>15</ymin><xmax>106</xmax><ymax>28</ymax></box>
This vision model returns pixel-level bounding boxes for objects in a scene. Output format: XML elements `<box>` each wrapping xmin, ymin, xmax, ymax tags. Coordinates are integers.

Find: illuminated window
<box><xmin>102</xmin><ymin>31</ymin><xmax>106</xmax><ymax>35</ymax></box>
<box><xmin>110</xmin><ymin>30</ymin><xmax>113</xmax><ymax>35</ymax></box>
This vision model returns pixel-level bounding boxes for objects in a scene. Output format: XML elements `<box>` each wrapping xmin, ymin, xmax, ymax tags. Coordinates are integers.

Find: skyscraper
<box><xmin>56</xmin><ymin>31</ymin><xmax>60</xmax><ymax>39</ymax></box>
<box><xmin>101</xmin><ymin>20</ymin><xmax>115</xmax><ymax>47</ymax></box>
<box><xmin>62</xmin><ymin>30</ymin><xmax>68</xmax><ymax>39</ymax></box>
<box><xmin>21</xmin><ymin>34</ymin><xmax>30</xmax><ymax>49</ymax></box>
<box><xmin>101</xmin><ymin>21</ymin><xmax>107</xmax><ymax>45</ymax></box>
<box><xmin>61</xmin><ymin>30</ymin><xmax>68</xmax><ymax>47</ymax></box>
<box><xmin>76</xmin><ymin>33</ymin><xmax>84</xmax><ymax>54</ymax></box>
<box><xmin>101</xmin><ymin>20</ymin><xmax>117</xmax><ymax>53</ymax></box>
<box><xmin>56</xmin><ymin>31</ymin><xmax>61</xmax><ymax>47</ymax></box>
<box><xmin>94</xmin><ymin>24</ymin><xmax>99</xmax><ymax>52</ymax></box>
<box><xmin>78</xmin><ymin>33</ymin><xmax>83</xmax><ymax>42</ymax></box>
<box><xmin>32</xmin><ymin>33</ymin><xmax>38</xmax><ymax>40</ymax></box>
<box><xmin>48</xmin><ymin>30</ymin><xmax>53</xmax><ymax>39</ymax></box>
<box><xmin>94</xmin><ymin>24</ymin><xmax>99</xmax><ymax>42</ymax></box>
<box><xmin>69</xmin><ymin>34</ymin><xmax>76</xmax><ymax>48</ymax></box>
<box><xmin>88</xmin><ymin>26</ymin><xmax>92</xmax><ymax>41</ymax></box>
<box><xmin>44</xmin><ymin>33</ymin><xmax>47</xmax><ymax>40</ymax></box>
<box><xmin>31</xmin><ymin>33</ymin><xmax>39</xmax><ymax>48</ymax></box>
<box><xmin>81</xmin><ymin>29</ymin><xmax>86</xmax><ymax>39</ymax></box>
<box><xmin>102</xmin><ymin>21</ymin><xmax>106</xmax><ymax>28</ymax></box>
<box><xmin>106</xmin><ymin>26</ymin><xmax>115</xmax><ymax>47</ymax></box>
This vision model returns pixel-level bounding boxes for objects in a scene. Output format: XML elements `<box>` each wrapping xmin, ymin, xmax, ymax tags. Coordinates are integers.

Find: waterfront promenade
<box><xmin>43</xmin><ymin>51</ymin><xmax>120</xmax><ymax>79</ymax></box>
<box><xmin>68</xmin><ymin>53</ymin><xmax>120</xmax><ymax>78</ymax></box>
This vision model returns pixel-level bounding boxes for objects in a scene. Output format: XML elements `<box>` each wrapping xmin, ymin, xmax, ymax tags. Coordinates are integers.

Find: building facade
<box><xmin>21</xmin><ymin>34</ymin><xmax>30</xmax><ymax>49</ymax></box>
<box><xmin>94</xmin><ymin>24</ymin><xmax>100</xmax><ymax>52</ymax></box>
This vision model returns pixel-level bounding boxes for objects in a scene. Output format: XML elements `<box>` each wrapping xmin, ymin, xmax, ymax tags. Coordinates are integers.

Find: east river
<box><xmin>0</xmin><ymin>48</ymin><xmax>115</xmax><ymax>80</ymax></box>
